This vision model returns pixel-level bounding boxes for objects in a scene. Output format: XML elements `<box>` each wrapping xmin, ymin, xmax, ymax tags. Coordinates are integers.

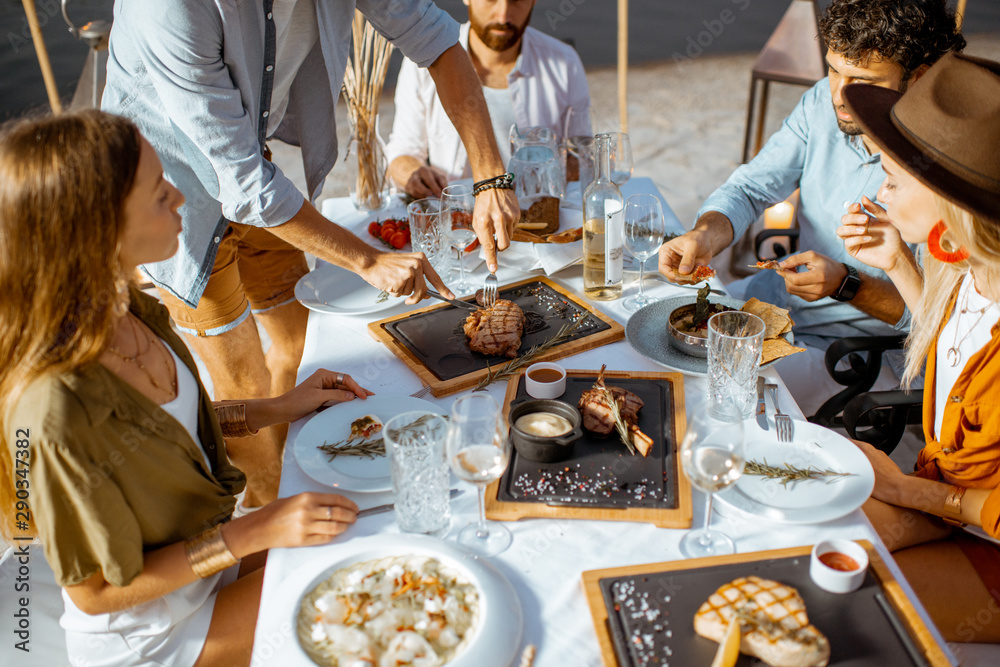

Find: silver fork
<box><xmin>765</xmin><ymin>383</ymin><xmax>793</xmax><ymax>442</ymax></box>
<box><xmin>482</xmin><ymin>271</ymin><xmax>498</xmax><ymax>308</ymax></box>
<box><xmin>409</xmin><ymin>385</ymin><xmax>433</xmax><ymax>398</ymax></box>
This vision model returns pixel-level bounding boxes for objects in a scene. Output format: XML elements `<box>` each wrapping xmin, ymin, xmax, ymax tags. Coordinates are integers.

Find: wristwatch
<box><xmin>942</xmin><ymin>485</ymin><xmax>967</xmax><ymax>527</ymax></box>
<box><xmin>831</xmin><ymin>263</ymin><xmax>861</xmax><ymax>302</ymax></box>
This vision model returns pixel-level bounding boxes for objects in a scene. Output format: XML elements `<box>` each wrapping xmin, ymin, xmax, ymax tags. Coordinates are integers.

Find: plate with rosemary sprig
<box><xmin>715</xmin><ymin>420</ymin><xmax>875</xmax><ymax>524</ymax></box>
<box><xmin>293</xmin><ymin>396</ymin><xmax>443</xmax><ymax>492</ymax></box>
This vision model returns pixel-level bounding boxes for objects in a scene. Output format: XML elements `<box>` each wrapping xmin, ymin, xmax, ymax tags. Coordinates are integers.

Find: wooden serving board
<box><xmin>367</xmin><ymin>277</ymin><xmax>624</xmax><ymax>397</ymax></box>
<box><xmin>582</xmin><ymin>541</ymin><xmax>950</xmax><ymax>667</ymax></box>
<box><xmin>484</xmin><ymin>369</ymin><xmax>692</xmax><ymax>528</ymax></box>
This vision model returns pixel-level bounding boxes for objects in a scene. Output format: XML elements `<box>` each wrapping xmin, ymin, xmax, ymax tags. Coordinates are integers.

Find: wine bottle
<box><xmin>582</xmin><ymin>133</ymin><xmax>624</xmax><ymax>299</ymax></box>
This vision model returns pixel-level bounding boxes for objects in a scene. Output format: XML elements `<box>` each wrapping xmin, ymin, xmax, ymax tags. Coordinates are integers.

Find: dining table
<box><xmin>250</xmin><ymin>178</ymin><xmax>955</xmax><ymax>666</ymax></box>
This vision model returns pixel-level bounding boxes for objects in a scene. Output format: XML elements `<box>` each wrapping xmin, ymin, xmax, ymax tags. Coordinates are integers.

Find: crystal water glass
<box><xmin>707</xmin><ymin>312</ymin><xmax>766</xmax><ymax>420</ymax></box>
<box><xmin>384</xmin><ymin>412</ymin><xmax>451</xmax><ymax>536</ymax></box>
<box><xmin>446</xmin><ymin>394</ymin><xmax>512</xmax><ymax>556</ymax></box>
<box><xmin>623</xmin><ymin>194</ymin><xmax>666</xmax><ymax>312</ymax></box>
<box><xmin>680</xmin><ymin>399</ymin><xmax>746</xmax><ymax>558</ymax></box>
<box><xmin>441</xmin><ymin>184</ymin><xmax>476</xmax><ymax>294</ymax></box>
<box><xmin>407</xmin><ymin>197</ymin><xmax>448</xmax><ymax>275</ymax></box>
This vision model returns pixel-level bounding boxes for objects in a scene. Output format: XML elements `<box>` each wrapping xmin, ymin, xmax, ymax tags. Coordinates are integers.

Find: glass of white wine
<box><xmin>679</xmin><ymin>399</ymin><xmax>746</xmax><ymax>558</ymax></box>
<box><xmin>447</xmin><ymin>394</ymin><xmax>512</xmax><ymax>556</ymax></box>
<box><xmin>623</xmin><ymin>194</ymin><xmax>666</xmax><ymax>312</ymax></box>
<box><xmin>441</xmin><ymin>183</ymin><xmax>477</xmax><ymax>295</ymax></box>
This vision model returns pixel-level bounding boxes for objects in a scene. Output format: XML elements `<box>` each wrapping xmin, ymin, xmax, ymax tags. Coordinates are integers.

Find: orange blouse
<box><xmin>916</xmin><ymin>314</ymin><xmax>1000</xmax><ymax>538</ymax></box>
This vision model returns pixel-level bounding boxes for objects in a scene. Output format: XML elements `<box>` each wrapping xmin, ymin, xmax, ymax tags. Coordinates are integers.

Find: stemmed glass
<box><xmin>606</xmin><ymin>132</ymin><xmax>633</xmax><ymax>187</ymax></box>
<box><xmin>441</xmin><ymin>183</ymin><xmax>477</xmax><ymax>294</ymax></box>
<box><xmin>446</xmin><ymin>394</ymin><xmax>512</xmax><ymax>556</ymax></box>
<box><xmin>679</xmin><ymin>399</ymin><xmax>746</xmax><ymax>558</ymax></box>
<box><xmin>623</xmin><ymin>194</ymin><xmax>666</xmax><ymax>312</ymax></box>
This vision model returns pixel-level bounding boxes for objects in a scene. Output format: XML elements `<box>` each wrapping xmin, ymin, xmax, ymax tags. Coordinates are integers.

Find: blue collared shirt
<box><xmin>103</xmin><ymin>0</ymin><xmax>459</xmax><ymax>307</ymax></box>
<box><xmin>699</xmin><ymin>78</ymin><xmax>912</xmax><ymax>339</ymax></box>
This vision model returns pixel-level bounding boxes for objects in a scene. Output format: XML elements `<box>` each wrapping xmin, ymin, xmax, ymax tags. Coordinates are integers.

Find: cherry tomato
<box><xmin>367</xmin><ymin>221</ymin><xmax>381</xmax><ymax>237</ymax></box>
<box><xmin>402</xmin><ymin>229</ymin><xmax>411</xmax><ymax>244</ymax></box>
<box><xmin>389</xmin><ymin>231</ymin><xmax>407</xmax><ymax>249</ymax></box>
<box><xmin>380</xmin><ymin>226</ymin><xmax>396</xmax><ymax>242</ymax></box>
<box><xmin>464</xmin><ymin>238</ymin><xmax>479</xmax><ymax>253</ymax></box>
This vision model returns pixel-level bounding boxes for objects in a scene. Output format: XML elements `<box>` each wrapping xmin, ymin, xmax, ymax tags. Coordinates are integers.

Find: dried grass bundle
<box><xmin>343</xmin><ymin>11</ymin><xmax>394</xmax><ymax>209</ymax></box>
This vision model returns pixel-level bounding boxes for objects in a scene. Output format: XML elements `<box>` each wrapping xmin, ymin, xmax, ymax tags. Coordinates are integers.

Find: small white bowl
<box><xmin>810</xmin><ymin>539</ymin><xmax>869</xmax><ymax>594</ymax></box>
<box><xmin>524</xmin><ymin>362</ymin><xmax>567</xmax><ymax>400</ymax></box>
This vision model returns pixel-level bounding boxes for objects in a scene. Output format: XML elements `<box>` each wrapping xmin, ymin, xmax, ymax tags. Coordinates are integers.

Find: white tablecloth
<box><xmin>252</xmin><ymin>182</ymin><xmax>954</xmax><ymax>666</ymax></box>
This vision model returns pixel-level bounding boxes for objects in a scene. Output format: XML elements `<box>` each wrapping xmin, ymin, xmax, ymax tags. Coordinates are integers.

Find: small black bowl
<box><xmin>508</xmin><ymin>399</ymin><xmax>583</xmax><ymax>463</ymax></box>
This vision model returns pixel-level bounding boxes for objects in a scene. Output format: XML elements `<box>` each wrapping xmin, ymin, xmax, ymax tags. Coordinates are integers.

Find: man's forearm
<box><xmin>389</xmin><ymin>155</ymin><xmax>421</xmax><ymax>190</ymax></box>
<box><xmin>427</xmin><ymin>44</ymin><xmax>505</xmax><ymax>181</ymax></box>
<box><xmin>850</xmin><ymin>274</ymin><xmax>907</xmax><ymax>325</ymax></box>
<box><xmin>693</xmin><ymin>211</ymin><xmax>736</xmax><ymax>256</ymax></box>
<box><xmin>267</xmin><ymin>200</ymin><xmax>377</xmax><ymax>273</ymax></box>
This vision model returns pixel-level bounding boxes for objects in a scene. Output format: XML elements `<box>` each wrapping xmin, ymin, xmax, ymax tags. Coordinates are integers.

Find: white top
<box><xmin>934</xmin><ymin>270</ymin><xmax>999</xmax><ymax>439</ymax></box>
<box><xmin>482</xmin><ymin>85</ymin><xmax>517</xmax><ymax>168</ymax></box>
<box><xmin>267</xmin><ymin>0</ymin><xmax>320</xmax><ymax>136</ymax></box>
<box><xmin>386</xmin><ymin>23</ymin><xmax>591</xmax><ymax>180</ymax></box>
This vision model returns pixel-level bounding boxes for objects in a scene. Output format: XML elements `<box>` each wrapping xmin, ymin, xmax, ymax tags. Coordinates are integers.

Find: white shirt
<box><xmin>386</xmin><ymin>23</ymin><xmax>591</xmax><ymax>180</ymax></box>
<box><xmin>267</xmin><ymin>0</ymin><xmax>320</xmax><ymax>136</ymax></box>
<box><xmin>482</xmin><ymin>85</ymin><xmax>517</xmax><ymax>168</ymax></box>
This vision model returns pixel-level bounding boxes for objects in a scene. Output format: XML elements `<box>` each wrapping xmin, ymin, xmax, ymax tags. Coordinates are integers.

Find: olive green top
<box><xmin>14</xmin><ymin>288</ymin><xmax>245</xmax><ymax>587</ymax></box>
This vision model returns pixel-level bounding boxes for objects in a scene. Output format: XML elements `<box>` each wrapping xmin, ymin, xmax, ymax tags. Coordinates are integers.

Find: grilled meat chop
<box><xmin>463</xmin><ymin>299</ymin><xmax>524</xmax><ymax>358</ymax></box>
<box><xmin>577</xmin><ymin>365</ymin><xmax>653</xmax><ymax>456</ymax></box>
<box><xmin>694</xmin><ymin>576</ymin><xmax>830</xmax><ymax>667</ymax></box>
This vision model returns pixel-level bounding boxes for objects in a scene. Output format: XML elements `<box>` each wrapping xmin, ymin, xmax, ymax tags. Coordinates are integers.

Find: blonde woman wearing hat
<box><xmin>837</xmin><ymin>53</ymin><xmax>1000</xmax><ymax>642</ymax></box>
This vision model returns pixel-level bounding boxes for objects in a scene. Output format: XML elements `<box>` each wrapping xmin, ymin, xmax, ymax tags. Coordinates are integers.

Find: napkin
<box><xmin>488</xmin><ymin>206</ymin><xmax>584</xmax><ymax>275</ymax></box>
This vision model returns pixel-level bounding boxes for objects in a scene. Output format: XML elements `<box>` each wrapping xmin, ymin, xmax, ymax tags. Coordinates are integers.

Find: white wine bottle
<box><xmin>582</xmin><ymin>133</ymin><xmax>624</xmax><ymax>299</ymax></box>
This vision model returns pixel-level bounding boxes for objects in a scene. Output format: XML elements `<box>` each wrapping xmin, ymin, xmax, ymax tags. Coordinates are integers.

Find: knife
<box><xmin>357</xmin><ymin>488</ymin><xmax>463</xmax><ymax>518</ymax></box>
<box><xmin>426</xmin><ymin>290</ymin><xmax>480</xmax><ymax>311</ymax></box>
<box><xmin>756</xmin><ymin>376</ymin><xmax>769</xmax><ymax>431</ymax></box>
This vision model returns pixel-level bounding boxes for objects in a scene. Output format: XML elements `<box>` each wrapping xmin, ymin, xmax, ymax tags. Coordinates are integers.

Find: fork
<box><xmin>482</xmin><ymin>271</ymin><xmax>498</xmax><ymax>308</ymax></box>
<box><xmin>765</xmin><ymin>383</ymin><xmax>793</xmax><ymax>442</ymax></box>
<box><xmin>409</xmin><ymin>385</ymin><xmax>433</xmax><ymax>399</ymax></box>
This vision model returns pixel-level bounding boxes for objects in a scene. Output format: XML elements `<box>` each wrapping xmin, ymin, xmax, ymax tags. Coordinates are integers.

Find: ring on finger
<box><xmin>326</xmin><ymin>506</ymin><xmax>333</xmax><ymax>521</ymax></box>
<box><xmin>335</xmin><ymin>372</ymin><xmax>345</xmax><ymax>387</ymax></box>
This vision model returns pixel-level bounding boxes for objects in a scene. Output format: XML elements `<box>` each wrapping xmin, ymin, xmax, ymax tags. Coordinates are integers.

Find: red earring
<box><xmin>927</xmin><ymin>221</ymin><xmax>970</xmax><ymax>263</ymax></box>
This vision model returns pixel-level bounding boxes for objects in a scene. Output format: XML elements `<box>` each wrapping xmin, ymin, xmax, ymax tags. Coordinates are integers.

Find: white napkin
<box><xmin>489</xmin><ymin>206</ymin><xmax>583</xmax><ymax>275</ymax></box>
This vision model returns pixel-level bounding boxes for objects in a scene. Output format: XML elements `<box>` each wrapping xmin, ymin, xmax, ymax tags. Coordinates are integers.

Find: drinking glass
<box><xmin>509</xmin><ymin>145</ymin><xmax>561</xmax><ymax>205</ymax></box>
<box><xmin>441</xmin><ymin>183</ymin><xmax>477</xmax><ymax>294</ymax></box>
<box><xmin>384</xmin><ymin>412</ymin><xmax>451</xmax><ymax>536</ymax></box>
<box><xmin>446</xmin><ymin>394</ymin><xmax>512</xmax><ymax>556</ymax></box>
<box><xmin>707</xmin><ymin>312</ymin><xmax>766</xmax><ymax>420</ymax></box>
<box><xmin>605</xmin><ymin>132</ymin><xmax>633</xmax><ymax>187</ymax></box>
<box><xmin>623</xmin><ymin>194</ymin><xmax>666</xmax><ymax>312</ymax></box>
<box><xmin>407</xmin><ymin>197</ymin><xmax>444</xmax><ymax>270</ymax></box>
<box><xmin>679</xmin><ymin>399</ymin><xmax>746</xmax><ymax>558</ymax></box>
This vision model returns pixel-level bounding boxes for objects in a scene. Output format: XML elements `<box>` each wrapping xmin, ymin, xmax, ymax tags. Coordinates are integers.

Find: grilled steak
<box><xmin>463</xmin><ymin>299</ymin><xmax>524</xmax><ymax>358</ymax></box>
<box><xmin>694</xmin><ymin>576</ymin><xmax>830</xmax><ymax>667</ymax></box>
<box><xmin>577</xmin><ymin>365</ymin><xmax>652</xmax><ymax>456</ymax></box>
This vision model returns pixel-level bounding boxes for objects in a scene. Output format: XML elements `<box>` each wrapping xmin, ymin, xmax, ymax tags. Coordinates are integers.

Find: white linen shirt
<box><xmin>386</xmin><ymin>23</ymin><xmax>591</xmax><ymax>181</ymax></box>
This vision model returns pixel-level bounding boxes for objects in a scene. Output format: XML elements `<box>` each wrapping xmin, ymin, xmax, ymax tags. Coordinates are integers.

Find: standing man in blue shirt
<box><xmin>103</xmin><ymin>0</ymin><xmax>518</xmax><ymax>506</ymax></box>
<box><xmin>658</xmin><ymin>0</ymin><xmax>965</xmax><ymax>415</ymax></box>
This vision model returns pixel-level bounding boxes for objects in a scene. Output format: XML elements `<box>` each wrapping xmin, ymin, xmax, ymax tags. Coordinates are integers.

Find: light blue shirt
<box><xmin>699</xmin><ymin>79</ymin><xmax>912</xmax><ymax>339</ymax></box>
<box><xmin>103</xmin><ymin>0</ymin><xmax>459</xmax><ymax>307</ymax></box>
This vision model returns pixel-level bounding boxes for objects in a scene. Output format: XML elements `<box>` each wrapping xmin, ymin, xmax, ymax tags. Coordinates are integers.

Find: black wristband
<box><xmin>472</xmin><ymin>172</ymin><xmax>515</xmax><ymax>196</ymax></box>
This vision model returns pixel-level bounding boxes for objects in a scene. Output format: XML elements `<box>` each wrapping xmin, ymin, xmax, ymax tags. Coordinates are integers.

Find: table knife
<box><xmin>756</xmin><ymin>376</ymin><xmax>769</xmax><ymax>431</ymax></box>
<box><xmin>357</xmin><ymin>488</ymin><xmax>463</xmax><ymax>518</ymax></box>
<box><xmin>426</xmin><ymin>290</ymin><xmax>480</xmax><ymax>311</ymax></box>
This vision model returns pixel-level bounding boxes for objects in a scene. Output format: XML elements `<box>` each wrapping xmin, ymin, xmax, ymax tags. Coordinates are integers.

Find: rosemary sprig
<box><xmin>473</xmin><ymin>315</ymin><xmax>589</xmax><ymax>391</ymax></box>
<box><xmin>601</xmin><ymin>385</ymin><xmax>636</xmax><ymax>455</ymax></box>
<box><xmin>318</xmin><ymin>437</ymin><xmax>385</xmax><ymax>461</ymax></box>
<box><xmin>744</xmin><ymin>458</ymin><xmax>855</xmax><ymax>488</ymax></box>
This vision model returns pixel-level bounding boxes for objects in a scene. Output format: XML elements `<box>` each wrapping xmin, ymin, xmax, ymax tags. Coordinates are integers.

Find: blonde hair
<box><xmin>0</xmin><ymin>110</ymin><xmax>141</xmax><ymax>540</ymax></box>
<box><xmin>902</xmin><ymin>195</ymin><xmax>1000</xmax><ymax>387</ymax></box>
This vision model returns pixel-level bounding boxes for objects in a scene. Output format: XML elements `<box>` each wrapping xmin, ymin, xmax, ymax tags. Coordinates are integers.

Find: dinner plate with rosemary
<box><xmin>292</xmin><ymin>396</ymin><xmax>443</xmax><ymax>492</ymax></box>
<box><xmin>715</xmin><ymin>420</ymin><xmax>875</xmax><ymax>524</ymax></box>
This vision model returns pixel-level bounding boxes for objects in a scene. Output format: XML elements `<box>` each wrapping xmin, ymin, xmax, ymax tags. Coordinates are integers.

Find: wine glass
<box><xmin>623</xmin><ymin>194</ymin><xmax>666</xmax><ymax>312</ymax></box>
<box><xmin>446</xmin><ymin>394</ymin><xmax>512</xmax><ymax>556</ymax></box>
<box><xmin>679</xmin><ymin>399</ymin><xmax>746</xmax><ymax>558</ymax></box>
<box><xmin>606</xmin><ymin>132</ymin><xmax>633</xmax><ymax>187</ymax></box>
<box><xmin>441</xmin><ymin>183</ymin><xmax>477</xmax><ymax>294</ymax></box>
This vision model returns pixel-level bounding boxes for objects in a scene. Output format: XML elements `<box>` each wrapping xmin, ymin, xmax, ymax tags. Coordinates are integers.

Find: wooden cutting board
<box><xmin>367</xmin><ymin>277</ymin><xmax>624</xmax><ymax>397</ymax></box>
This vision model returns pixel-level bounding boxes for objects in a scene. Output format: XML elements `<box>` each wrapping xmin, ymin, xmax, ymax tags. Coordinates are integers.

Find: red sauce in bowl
<box><xmin>819</xmin><ymin>551</ymin><xmax>860</xmax><ymax>572</ymax></box>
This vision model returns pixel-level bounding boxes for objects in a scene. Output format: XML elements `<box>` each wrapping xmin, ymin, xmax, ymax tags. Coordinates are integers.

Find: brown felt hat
<box><xmin>843</xmin><ymin>53</ymin><xmax>1000</xmax><ymax>223</ymax></box>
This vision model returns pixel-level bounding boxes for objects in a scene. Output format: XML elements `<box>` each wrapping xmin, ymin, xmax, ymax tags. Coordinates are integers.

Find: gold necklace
<box><xmin>107</xmin><ymin>314</ymin><xmax>178</xmax><ymax>399</ymax></box>
<box><xmin>946</xmin><ymin>276</ymin><xmax>997</xmax><ymax>368</ymax></box>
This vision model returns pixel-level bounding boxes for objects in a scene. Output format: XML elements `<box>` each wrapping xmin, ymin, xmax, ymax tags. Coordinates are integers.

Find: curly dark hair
<box><xmin>819</xmin><ymin>0</ymin><xmax>966</xmax><ymax>78</ymax></box>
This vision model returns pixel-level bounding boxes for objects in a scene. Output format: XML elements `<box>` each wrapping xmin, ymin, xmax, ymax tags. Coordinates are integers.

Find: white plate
<box><xmin>293</xmin><ymin>396</ymin><xmax>443</xmax><ymax>492</ymax></box>
<box><xmin>273</xmin><ymin>534</ymin><xmax>523</xmax><ymax>667</ymax></box>
<box><xmin>715</xmin><ymin>420</ymin><xmax>875</xmax><ymax>524</ymax></box>
<box><xmin>295</xmin><ymin>262</ymin><xmax>405</xmax><ymax>316</ymax></box>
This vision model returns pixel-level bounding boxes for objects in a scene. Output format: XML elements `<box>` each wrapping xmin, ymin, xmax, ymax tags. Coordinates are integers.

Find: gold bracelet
<box><xmin>215</xmin><ymin>403</ymin><xmax>259</xmax><ymax>438</ymax></box>
<box><xmin>184</xmin><ymin>524</ymin><xmax>239</xmax><ymax>579</ymax></box>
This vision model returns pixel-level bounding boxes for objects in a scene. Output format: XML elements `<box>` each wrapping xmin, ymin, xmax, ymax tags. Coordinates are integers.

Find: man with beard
<box><xmin>657</xmin><ymin>0</ymin><xmax>964</xmax><ymax>416</ymax></box>
<box><xmin>387</xmin><ymin>0</ymin><xmax>590</xmax><ymax>198</ymax></box>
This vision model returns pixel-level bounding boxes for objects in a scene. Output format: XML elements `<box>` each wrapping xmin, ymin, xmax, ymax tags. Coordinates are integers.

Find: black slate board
<box><xmin>496</xmin><ymin>374</ymin><xmax>679</xmax><ymax>510</ymax></box>
<box><xmin>383</xmin><ymin>280</ymin><xmax>610</xmax><ymax>381</ymax></box>
<box><xmin>599</xmin><ymin>555</ymin><xmax>929</xmax><ymax>667</ymax></box>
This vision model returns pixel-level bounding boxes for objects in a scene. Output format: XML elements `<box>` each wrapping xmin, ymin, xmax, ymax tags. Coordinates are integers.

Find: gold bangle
<box><xmin>215</xmin><ymin>403</ymin><xmax>259</xmax><ymax>438</ymax></box>
<box><xmin>184</xmin><ymin>524</ymin><xmax>239</xmax><ymax>579</ymax></box>
<box><xmin>943</xmin><ymin>485</ymin><xmax>967</xmax><ymax>519</ymax></box>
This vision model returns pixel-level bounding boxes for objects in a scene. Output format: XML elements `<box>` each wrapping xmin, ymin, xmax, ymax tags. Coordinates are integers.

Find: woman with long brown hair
<box><xmin>0</xmin><ymin>110</ymin><xmax>372</xmax><ymax>665</ymax></box>
<box><xmin>838</xmin><ymin>53</ymin><xmax>1000</xmax><ymax>642</ymax></box>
